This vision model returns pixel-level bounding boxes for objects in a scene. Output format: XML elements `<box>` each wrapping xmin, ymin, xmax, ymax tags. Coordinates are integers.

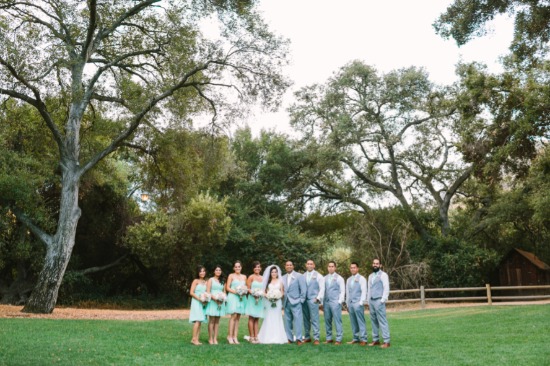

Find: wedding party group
<box><xmin>188</xmin><ymin>258</ymin><xmax>391</xmax><ymax>349</ymax></box>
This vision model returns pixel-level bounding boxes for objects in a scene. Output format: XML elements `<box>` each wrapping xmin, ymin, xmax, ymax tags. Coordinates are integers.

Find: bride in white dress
<box><xmin>257</xmin><ymin>265</ymin><xmax>288</xmax><ymax>344</ymax></box>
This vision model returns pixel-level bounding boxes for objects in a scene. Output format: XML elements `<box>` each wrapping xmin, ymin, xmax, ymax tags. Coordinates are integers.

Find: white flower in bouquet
<box><xmin>250</xmin><ymin>288</ymin><xmax>264</xmax><ymax>304</ymax></box>
<box><xmin>212</xmin><ymin>292</ymin><xmax>226</xmax><ymax>310</ymax></box>
<box><xmin>266</xmin><ymin>288</ymin><xmax>282</xmax><ymax>308</ymax></box>
<box><xmin>236</xmin><ymin>285</ymin><xmax>248</xmax><ymax>301</ymax></box>
<box><xmin>199</xmin><ymin>293</ymin><xmax>211</xmax><ymax>308</ymax></box>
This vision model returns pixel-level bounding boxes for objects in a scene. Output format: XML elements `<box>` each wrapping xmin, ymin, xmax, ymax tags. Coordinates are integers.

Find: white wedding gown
<box><xmin>257</xmin><ymin>282</ymin><xmax>288</xmax><ymax>344</ymax></box>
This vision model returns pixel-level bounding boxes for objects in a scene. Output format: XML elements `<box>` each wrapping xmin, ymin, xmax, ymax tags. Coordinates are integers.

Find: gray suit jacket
<box><xmin>282</xmin><ymin>271</ymin><xmax>306</xmax><ymax>305</ymax></box>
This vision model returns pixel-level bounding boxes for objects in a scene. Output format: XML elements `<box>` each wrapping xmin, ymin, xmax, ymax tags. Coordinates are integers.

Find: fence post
<box><xmin>486</xmin><ymin>283</ymin><xmax>492</xmax><ymax>305</ymax></box>
<box><xmin>420</xmin><ymin>285</ymin><xmax>425</xmax><ymax>309</ymax></box>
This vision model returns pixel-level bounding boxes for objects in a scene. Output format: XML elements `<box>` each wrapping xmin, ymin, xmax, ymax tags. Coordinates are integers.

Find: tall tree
<box><xmin>289</xmin><ymin>61</ymin><xmax>471</xmax><ymax>240</ymax></box>
<box><xmin>0</xmin><ymin>0</ymin><xmax>288</xmax><ymax>313</ymax></box>
<box><xmin>434</xmin><ymin>0</ymin><xmax>550</xmax><ymax>65</ymax></box>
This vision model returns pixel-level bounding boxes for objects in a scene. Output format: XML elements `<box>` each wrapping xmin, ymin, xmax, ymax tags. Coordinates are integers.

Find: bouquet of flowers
<box><xmin>211</xmin><ymin>292</ymin><xmax>227</xmax><ymax>311</ymax></box>
<box><xmin>199</xmin><ymin>293</ymin><xmax>211</xmax><ymax>309</ymax></box>
<box><xmin>250</xmin><ymin>288</ymin><xmax>264</xmax><ymax>305</ymax></box>
<box><xmin>265</xmin><ymin>288</ymin><xmax>282</xmax><ymax>308</ymax></box>
<box><xmin>236</xmin><ymin>285</ymin><xmax>248</xmax><ymax>302</ymax></box>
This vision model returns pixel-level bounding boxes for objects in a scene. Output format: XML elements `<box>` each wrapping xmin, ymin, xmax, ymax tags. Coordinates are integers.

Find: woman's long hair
<box><xmin>262</xmin><ymin>264</ymin><xmax>282</xmax><ymax>290</ymax></box>
<box><xmin>196</xmin><ymin>265</ymin><xmax>206</xmax><ymax>280</ymax></box>
<box><xmin>213</xmin><ymin>265</ymin><xmax>226</xmax><ymax>285</ymax></box>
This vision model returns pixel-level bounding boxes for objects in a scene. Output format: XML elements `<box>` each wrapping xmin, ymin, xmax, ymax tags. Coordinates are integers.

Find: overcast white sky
<box><xmin>239</xmin><ymin>0</ymin><xmax>515</xmax><ymax>135</ymax></box>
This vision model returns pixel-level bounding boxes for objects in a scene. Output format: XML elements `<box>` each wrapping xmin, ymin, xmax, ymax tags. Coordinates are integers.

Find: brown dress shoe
<box><xmin>303</xmin><ymin>338</ymin><xmax>312</xmax><ymax>343</ymax></box>
<box><xmin>313</xmin><ymin>340</ymin><xmax>320</xmax><ymax>345</ymax></box>
<box><xmin>288</xmin><ymin>340</ymin><xmax>292</xmax><ymax>344</ymax></box>
<box><xmin>381</xmin><ymin>343</ymin><xmax>391</xmax><ymax>348</ymax></box>
<box><xmin>324</xmin><ymin>340</ymin><xmax>334</xmax><ymax>344</ymax></box>
<box><xmin>296</xmin><ymin>341</ymin><xmax>303</xmax><ymax>346</ymax></box>
<box><xmin>334</xmin><ymin>341</ymin><xmax>342</xmax><ymax>345</ymax></box>
<box><xmin>359</xmin><ymin>341</ymin><xmax>367</xmax><ymax>346</ymax></box>
<box><xmin>346</xmin><ymin>340</ymin><xmax>359</xmax><ymax>344</ymax></box>
<box><xmin>368</xmin><ymin>341</ymin><xmax>380</xmax><ymax>346</ymax></box>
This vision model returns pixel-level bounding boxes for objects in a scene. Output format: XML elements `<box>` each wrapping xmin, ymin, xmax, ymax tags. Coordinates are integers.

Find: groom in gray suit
<box><xmin>282</xmin><ymin>260</ymin><xmax>306</xmax><ymax>345</ymax></box>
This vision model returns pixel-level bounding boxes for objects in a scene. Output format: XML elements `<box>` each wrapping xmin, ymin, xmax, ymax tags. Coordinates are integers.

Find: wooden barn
<box><xmin>498</xmin><ymin>248</ymin><xmax>550</xmax><ymax>286</ymax></box>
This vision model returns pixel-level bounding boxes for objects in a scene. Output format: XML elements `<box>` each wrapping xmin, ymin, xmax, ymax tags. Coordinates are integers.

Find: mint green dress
<box><xmin>206</xmin><ymin>280</ymin><xmax>226</xmax><ymax>317</ymax></box>
<box><xmin>245</xmin><ymin>280</ymin><xmax>265</xmax><ymax>318</ymax></box>
<box><xmin>189</xmin><ymin>283</ymin><xmax>207</xmax><ymax>323</ymax></box>
<box><xmin>226</xmin><ymin>279</ymin><xmax>247</xmax><ymax>314</ymax></box>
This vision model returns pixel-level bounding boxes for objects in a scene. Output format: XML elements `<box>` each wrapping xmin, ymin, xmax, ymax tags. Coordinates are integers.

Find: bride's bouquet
<box><xmin>266</xmin><ymin>288</ymin><xmax>282</xmax><ymax>308</ymax></box>
<box><xmin>211</xmin><ymin>292</ymin><xmax>226</xmax><ymax>310</ymax></box>
<box><xmin>236</xmin><ymin>285</ymin><xmax>248</xmax><ymax>301</ymax></box>
<box><xmin>250</xmin><ymin>288</ymin><xmax>264</xmax><ymax>305</ymax></box>
<box><xmin>199</xmin><ymin>293</ymin><xmax>211</xmax><ymax>309</ymax></box>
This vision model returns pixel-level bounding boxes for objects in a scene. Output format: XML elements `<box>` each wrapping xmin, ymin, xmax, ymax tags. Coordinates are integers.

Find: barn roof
<box><xmin>513</xmin><ymin>248</ymin><xmax>550</xmax><ymax>271</ymax></box>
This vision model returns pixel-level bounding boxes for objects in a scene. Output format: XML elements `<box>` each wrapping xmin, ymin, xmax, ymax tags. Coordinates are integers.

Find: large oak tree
<box><xmin>289</xmin><ymin>61</ymin><xmax>472</xmax><ymax>240</ymax></box>
<box><xmin>0</xmin><ymin>0</ymin><xmax>288</xmax><ymax>313</ymax></box>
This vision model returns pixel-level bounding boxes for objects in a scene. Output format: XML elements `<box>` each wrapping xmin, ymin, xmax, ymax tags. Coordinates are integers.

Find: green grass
<box><xmin>0</xmin><ymin>305</ymin><xmax>549</xmax><ymax>365</ymax></box>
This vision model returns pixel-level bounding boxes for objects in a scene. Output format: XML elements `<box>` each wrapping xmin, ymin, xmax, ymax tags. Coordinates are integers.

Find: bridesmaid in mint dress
<box><xmin>225</xmin><ymin>260</ymin><xmax>247</xmax><ymax>344</ymax></box>
<box><xmin>206</xmin><ymin>265</ymin><xmax>226</xmax><ymax>345</ymax></box>
<box><xmin>189</xmin><ymin>265</ymin><xmax>208</xmax><ymax>345</ymax></box>
<box><xmin>245</xmin><ymin>261</ymin><xmax>264</xmax><ymax>344</ymax></box>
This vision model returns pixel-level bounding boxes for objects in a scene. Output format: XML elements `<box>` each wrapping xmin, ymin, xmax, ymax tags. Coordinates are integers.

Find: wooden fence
<box><xmin>387</xmin><ymin>284</ymin><xmax>550</xmax><ymax>308</ymax></box>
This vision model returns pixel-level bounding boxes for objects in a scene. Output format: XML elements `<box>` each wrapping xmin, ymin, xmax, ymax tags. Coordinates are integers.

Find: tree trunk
<box><xmin>439</xmin><ymin>204</ymin><xmax>451</xmax><ymax>237</ymax></box>
<box><xmin>394</xmin><ymin>191</ymin><xmax>431</xmax><ymax>242</ymax></box>
<box><xmin>22</xmin><ymin>172</ymin><xmax>81</xmax><ymax>314</ymax></box>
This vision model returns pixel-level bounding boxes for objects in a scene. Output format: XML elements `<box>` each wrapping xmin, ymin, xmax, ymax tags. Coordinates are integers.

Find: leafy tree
<box><xmin>409</xmin><ymin>236</ymin><xmax>499</xmax><ymax>288</ymax></box>
<box><xmin>289</xmin><ymin>61</ymin><xmax>471</xmax><ymax>240</ymax></box>
<box><xmin>0</xmin><ymin>0</ymin><xmax>288</xmax><ymax>313</ymax></box>
<box><xmin>123</xmin><ymin>192</ymin><xmax>231</xmax><ymax>297</ymax></box>
<box><xmin>0</xmin><ymin>99</ymin><xmax>137</xmax><ymax>304</ymax></box>
<box><xmin>462</xmin><ymin>146</ymin><xmax>550</xmax><ymax>263</ymax></box>
<box><xmin>434</xmin><ymin>0</ymin><xmax>550</xmax><ymax>65</ymax></box>
<box><xmin>212</xmin><ymin>128</ymin><xmax>320</xmax><ymax>272</ymax></box>
<box><xmin>453</xmin><ymin>62</ymin><xmax>550</xmax><ymax>181</ymax></box>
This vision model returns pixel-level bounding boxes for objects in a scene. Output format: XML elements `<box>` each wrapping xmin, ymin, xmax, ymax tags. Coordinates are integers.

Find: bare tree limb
<box><xmin>11</xmin><ymin>208</ymin><xmax>53</xmax><ymax>248</ymax></box>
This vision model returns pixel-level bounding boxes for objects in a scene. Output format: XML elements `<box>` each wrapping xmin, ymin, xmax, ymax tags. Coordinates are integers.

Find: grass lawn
<box><xmin>0</xmin><ymin>305</ymin><xmax>549</xmax><ymax>365</ymax></box>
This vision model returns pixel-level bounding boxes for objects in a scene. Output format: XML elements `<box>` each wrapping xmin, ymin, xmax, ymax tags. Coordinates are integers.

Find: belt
<box><xmin>370</xmin><ymin>297</ymin><xmax>381</xmax><ymax>300</ymax></box>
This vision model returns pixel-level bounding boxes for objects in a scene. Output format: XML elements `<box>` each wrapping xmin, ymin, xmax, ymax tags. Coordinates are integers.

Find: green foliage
<box><xmin>289</xmin><ymin>61</ymin><xmax>469</xmax><ymax>238</ymax></box>
<box><xmin>136</xmin><ymin>128</ymin><xmax>233</xmax><ymax>208</ymax></box>
<box><xmin>410</xmin><ymin>236</ymin><xmax>500</xmax><ymax>288</ymax></box>
<box><xmin>124</xmin><ymin>192</ymin><xmax>231</xmax><ymax>294</ymax></box>
<box><xmin>461</xmin><ymin>146</ymin><xmax>550</xmax><ymax>263</ymax></box>
<box><xmin>454</xmin><ymin>62</ymin><xmax>550</xmax><ymax>180</ymax></box>
<box><xmin>208</xmin><ymin>128</ymin><xmax>320</xmax><ymax>272</ymax></box>
<box><xmin>435</xmin><ymin>0</ymin><xmax>550</xmax><ymax>65</ymax></box>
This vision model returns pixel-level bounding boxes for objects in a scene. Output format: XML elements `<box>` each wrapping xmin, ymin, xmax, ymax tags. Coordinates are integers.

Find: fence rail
<box><xmin>387</xmin><ymin>284</ymin><xmax>550</xmax><ymax>308</ymax></box>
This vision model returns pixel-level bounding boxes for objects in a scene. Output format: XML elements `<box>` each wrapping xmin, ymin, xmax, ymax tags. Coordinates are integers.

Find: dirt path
<box><xmin>1</xmin><ymin>300</ymin><xmax>548</xmax><ymax>321</ymax></box>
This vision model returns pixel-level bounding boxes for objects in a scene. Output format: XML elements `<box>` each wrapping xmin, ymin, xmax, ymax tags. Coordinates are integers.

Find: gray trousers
<box><xmin>348</xmin><ymin>302</ymin><xmax>367</xmax><ymax>341</ymax></box>
<box><xmin>369</xmin><ymin>299</ymin><xmax>390</xmax><ymax>343</ymax></box>
<box><xmin>284</xmin><ymin>300</ymin><xmax>303</xmax><ymax>342</ymax></box>
<box><xmin>303</xmin><ymin>299</ymin><xmax>321</xmax><ymax>341</ymax></box>
<box><xmin>323</xmin><ymin>300</ymin><xmax>343</xmax><ymax>342</ymax></box>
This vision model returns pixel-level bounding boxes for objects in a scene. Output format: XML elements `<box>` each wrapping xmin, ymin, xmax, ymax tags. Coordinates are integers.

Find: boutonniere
<box><xmin>312</xmin><ymin>275</ymin><xmax>317</xmax><ymax>280</ymax></box>
<box><xmin>354</xmin><ymin>277</ymin><xmax>359</xmax><ymax>283</ymax></box>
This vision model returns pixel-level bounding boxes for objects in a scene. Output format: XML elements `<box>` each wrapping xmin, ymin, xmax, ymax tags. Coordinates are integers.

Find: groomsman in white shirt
<box><xmin>367</xmin><ymin>258</ymin><xmax>391</xmax><ymax>348</ymax></box>
<box><xmin>302</xmin><ymin>259</ymin><xmax>325</xmax><ymax>345</ymax></box>
<box><xmin>345</xmin><ymin>262</ymin><xmax>368</xmax><ymax>345</ymax></box>
<box><xmin>323</xmin><ymin>261</ymin><xmax>345</xmax><ymax>345</ymax></box>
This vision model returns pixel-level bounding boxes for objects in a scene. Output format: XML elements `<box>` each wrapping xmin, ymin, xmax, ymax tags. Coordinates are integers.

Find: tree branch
<box><xmin>81</xmin><ymin>0</ymin><xmax>98</xmax><ymax>60</ymax></box>
<box><xmin>73</xmin><ymin>255</ymin><xmax>128</xmax><ymax>275</ymax></box>
<box><xmin>79</xmin><ymin>61</ymin><xmax>216</xmax><ymax>177</ymax></box>
<box><xmin>11</xmin><ymin>208</ymin><xmax>53</xmax><ymax>248</ymax></box>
